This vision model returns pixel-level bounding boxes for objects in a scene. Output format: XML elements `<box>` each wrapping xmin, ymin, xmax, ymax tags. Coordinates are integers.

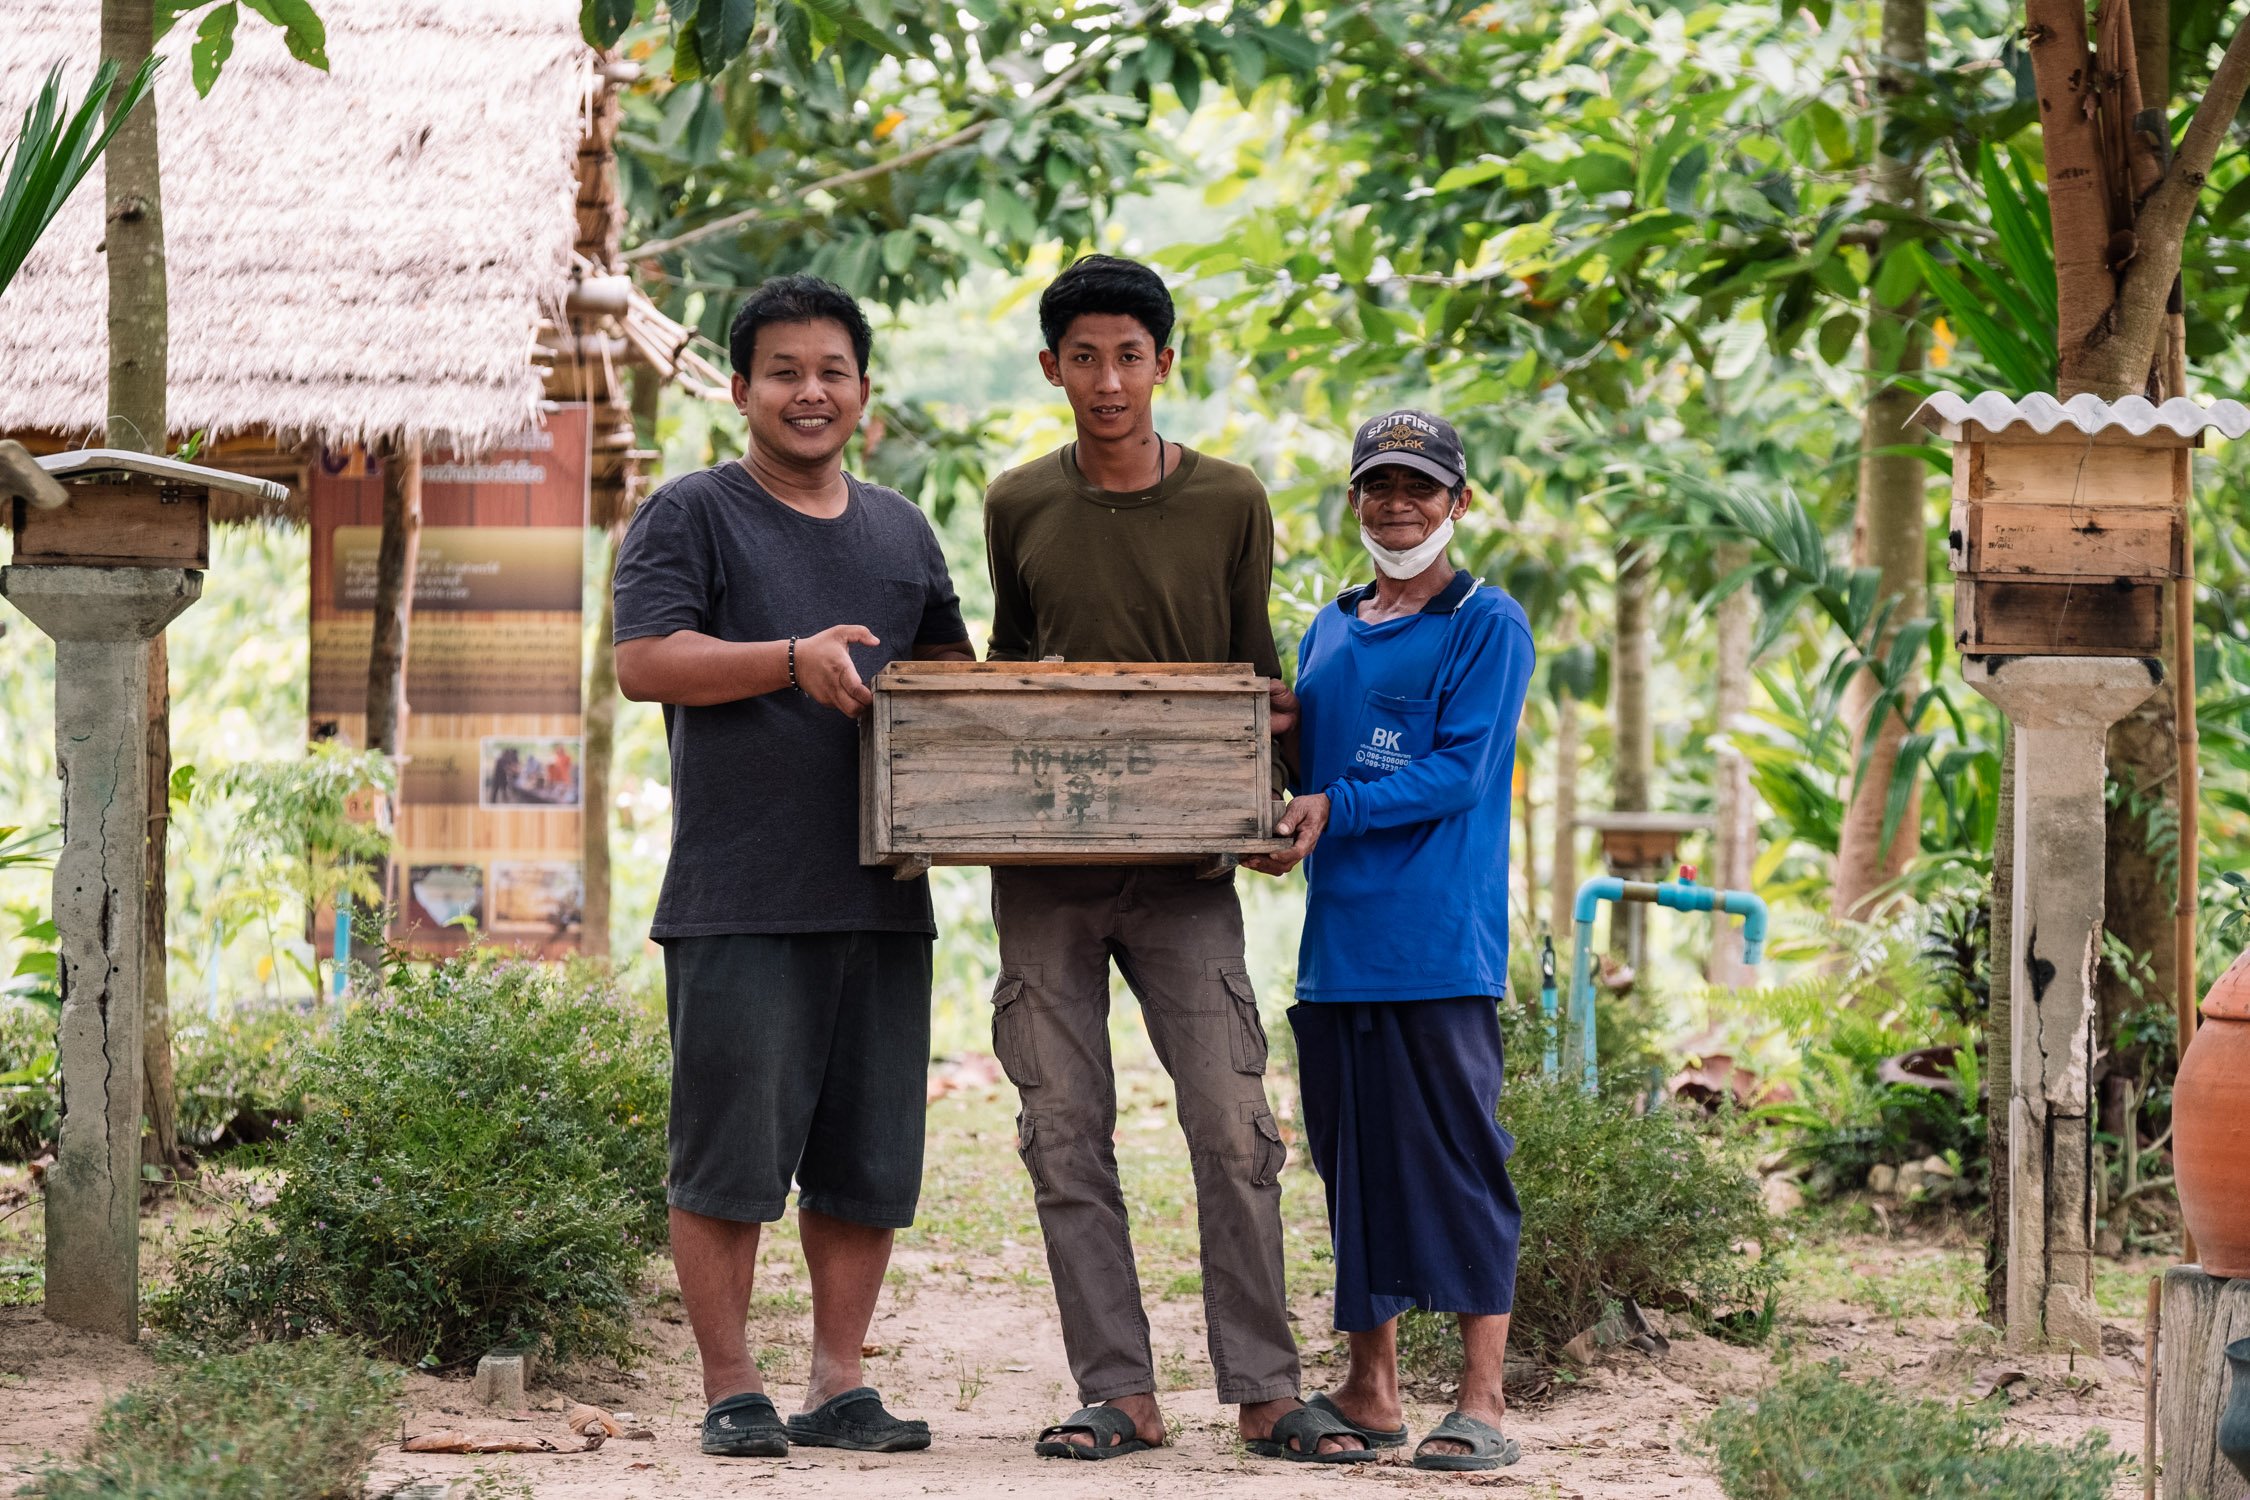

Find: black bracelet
<box><xmin>787</xmin><ymin>635</ymin><xmax>799</xmax><ymax>692</ymax></box>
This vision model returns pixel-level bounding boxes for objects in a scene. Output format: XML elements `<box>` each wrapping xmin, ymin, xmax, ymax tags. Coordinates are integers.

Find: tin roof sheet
<box><xmin>1913</xmin><ymin>391</ymin><xmax>2250</xmax><ymax>441</ymax></box>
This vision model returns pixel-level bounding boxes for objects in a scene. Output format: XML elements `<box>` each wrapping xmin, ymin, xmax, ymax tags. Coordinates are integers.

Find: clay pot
<box><xmin>2223</xmin><ymin>1336</ymin><xmax>2250</xmax><ymax>1485</ymax></box>
<box><xmin>2175</xmin><ymin>950</ymin><xmax>2250</xmax><ymax>1277</ymax></box>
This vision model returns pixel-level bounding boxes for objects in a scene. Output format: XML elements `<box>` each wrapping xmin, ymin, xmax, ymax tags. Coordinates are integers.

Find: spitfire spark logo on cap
<box><xmin>1348</xmin><ymin>409</ymin><xmax>1466</xmax><ymax>489</ymax></box>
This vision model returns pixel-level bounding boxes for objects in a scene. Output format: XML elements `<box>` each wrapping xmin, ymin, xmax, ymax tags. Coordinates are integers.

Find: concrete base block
<box><xmin>472</xmin><ymin>1350</ymin><xmax>530</xmax><ymax>1408</ymax></box>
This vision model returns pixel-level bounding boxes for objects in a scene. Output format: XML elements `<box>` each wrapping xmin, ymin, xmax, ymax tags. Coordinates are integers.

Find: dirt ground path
<box><xmin>345</xmin><ymin>1261</ymin><xmax>2154</xmax><ymax>1500</ymax></box>
<box><xmin>3</xmin><ymin>1058</ymin><xmax>2163</xmax><ymax>1499</ymax></box>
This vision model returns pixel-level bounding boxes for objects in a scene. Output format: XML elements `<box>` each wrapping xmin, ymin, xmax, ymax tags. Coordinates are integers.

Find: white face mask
<box><xmin>1359</xmin><ymin>515</ymin><xmax>1454</xmax><ymax>580</ymax></box>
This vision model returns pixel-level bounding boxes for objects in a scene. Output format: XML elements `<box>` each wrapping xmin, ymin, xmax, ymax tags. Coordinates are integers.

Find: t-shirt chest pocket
<box><xmin>1345</xmin><ymin>690</ymin><xmax>1438</xmax><ymax>782</ymax></box>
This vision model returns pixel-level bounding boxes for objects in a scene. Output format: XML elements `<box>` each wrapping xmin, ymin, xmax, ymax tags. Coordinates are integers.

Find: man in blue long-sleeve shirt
<box><xmin>1248</xmin><ymin>409</ymin><xmax>1536</xmax><ymax>1473</ymax></box>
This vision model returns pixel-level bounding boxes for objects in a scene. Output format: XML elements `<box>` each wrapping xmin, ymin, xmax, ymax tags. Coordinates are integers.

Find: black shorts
<box><xmin>663</xmin><ymin>931</ymin><xmax>932</xmax><ymax>1229</ymax></box>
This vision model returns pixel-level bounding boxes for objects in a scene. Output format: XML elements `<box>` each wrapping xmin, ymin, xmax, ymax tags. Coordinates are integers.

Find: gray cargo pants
<box><xmin>990</xmin><ymin>864</ymin><xmax>1300</xmax><ymax>1407</ymax></box>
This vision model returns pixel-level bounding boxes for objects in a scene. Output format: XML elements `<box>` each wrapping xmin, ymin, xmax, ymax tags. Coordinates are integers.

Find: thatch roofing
<box><xmin>0</xmin><ymin>0</ymin><xmax>590</xmax><ymax>454</ymax></box>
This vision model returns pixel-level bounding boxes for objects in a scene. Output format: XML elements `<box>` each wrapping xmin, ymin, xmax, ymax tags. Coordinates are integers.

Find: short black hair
<box><xmin>1038</xmin><ymin>254</ymin><xmax>1175</xmax><ymax>353</ymax></box>
<box><xmin>728</xmin><ymin>275</ymin><xmax>874</xmax><ymax>378</ymax></box>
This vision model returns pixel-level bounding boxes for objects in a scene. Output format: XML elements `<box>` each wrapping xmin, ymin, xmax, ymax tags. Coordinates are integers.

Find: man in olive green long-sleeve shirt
<box><xmin>982</xmin><ymin>256</ymin><xmax>1368</xmax><ymax>1467</ymax></box>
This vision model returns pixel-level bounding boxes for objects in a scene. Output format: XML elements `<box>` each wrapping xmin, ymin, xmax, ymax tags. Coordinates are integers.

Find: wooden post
<box><xmin>358</xmin><ymin>436</ymin><xmax>420</xmax><ymax>968</ymax></box>
<box><xmin>581</xmin><ymin>522</ymin><xmax>620</xmax><ymax>960</ymax></box>
<box><xmin>2157</xmin><ymin>1266</ymin><xmax>2250</xmax><ymax>1499</ymax></box>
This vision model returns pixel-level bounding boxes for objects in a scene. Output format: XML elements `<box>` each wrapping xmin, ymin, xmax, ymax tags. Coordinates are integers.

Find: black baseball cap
<box><xmin>1348</xmin><ymin>409</ymin><xmax>1466</xmax><ymax>488</ymax></box>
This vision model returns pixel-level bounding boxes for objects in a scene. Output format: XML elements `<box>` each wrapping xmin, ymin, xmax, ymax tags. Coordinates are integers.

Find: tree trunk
<box><xmin>1519</xmin><ymin>725</ymin><xmax>1540</xmax><ymax>937</ymax></box>
<box><xmin>1611</xmin><ymin>537</ymin><xmax>1653</xmax><ymax>966</ymax></box>
<box><xmin>1833</xmin><ymin>0</ymin><xmax>1929</xmax><ymax>922</ymax></box>
<box><xmin>2131</xmin><ymin>0</ymin><xmax>2167</xmax><ymax>114</ymax></box>
<box><xmin>2049</xmin><ymin>1</ymin><xmax>2250</xmax><ymax>397</ymax></box>
<box><xmin>102</xmin><ymin>0</ymin><xmax>177</xmax><ymax>1176</ymax></box>
<box><xmin>357</xmin><ymin>436</ymin><xmax>420</xmax><ymax>974</ymax></box>
<box><xmin>1987</xmin><ymin>717</ymin><xmax>2014</xmax><ymax>1327</ymax></box>
<box><xmin>582</xmin><ymin>523</ymin><xmax>620</xmax><ymax>961</ymax></box>
<box><xmin>1710</xmin><ymin>543</ymin><xmax>1757</xmax><ymax>983</ymax></box>
<box><xmin>1549</xmin><ymin>691</ymin><xmax>1580</xmax><ymax>947</ymax></box>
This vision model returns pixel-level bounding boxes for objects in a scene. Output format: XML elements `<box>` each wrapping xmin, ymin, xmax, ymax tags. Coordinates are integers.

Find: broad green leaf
<box><xmin>695</xmin><ymin>0</ymin><xmax>756</xmax><ymax>72</ymax></box>
<box><xmin>1816</xmin><ymin>312</ymin><xmax>1858</xmax><ymax>367</ymax></box>
<box><xmin>581</xmin><ymin>0</ymin><xmax>637</xmax><ymax>49</ymax></box>
<box><xmin>1664</xmin><ymin>144</ymin><xmax>1708</xmax><ymax>215</ymax></box>
<box><xmin>192</xmin><ymin>3</ymin><xmax>239</xmax><ymax>96</ymax></box>
<box><xmin>241</xmin><ymin>0</ymin><xmax>330</xmax><ymax>71</ymax></box>
<box><xmin>1433</xmin><ymin>157</ymin><xmax>1508</xmax><ymax>194</ymax></box>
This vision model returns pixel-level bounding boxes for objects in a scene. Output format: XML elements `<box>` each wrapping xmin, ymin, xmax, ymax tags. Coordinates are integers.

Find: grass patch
<box><xmin>1778</xmin><ymin>1227</ymin><xmax>1984</xmax><ymax>1325</ymax></box>
<box><xmin>1695</xmin><ymin>1360</ymin><xmax>2122</xmax><ymax>1498</ymax></box>
<box><xmin>31</xmin><ymin>1337</ymin><xmax>399</xmax><ymax>1499</ymax></box>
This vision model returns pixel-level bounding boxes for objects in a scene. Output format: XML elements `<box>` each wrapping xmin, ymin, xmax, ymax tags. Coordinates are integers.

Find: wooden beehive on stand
<box><xmin>861</xmin><ymin>661</ymin><xmax>1289</xmax><ymax>878</ymax></box>
<box><xmin>1915</xmin><ymin>392</ymin><xmax>2221</xmax><ymax>658</ymax></box>
<box><xmin>9</xmin><ymin>449</ymin><xmax>246</xmax><ymax>570</ymax></box>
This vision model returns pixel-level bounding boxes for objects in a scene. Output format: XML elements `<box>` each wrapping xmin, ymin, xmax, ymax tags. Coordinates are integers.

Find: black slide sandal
<box><xmin>1245</xmin><ymin>1404</ymin><xmax>1379</xmax><ymax>1464</ymax></box>
<box><xmin>1307</xmin><ymin>1391</ymin><xmax>1409</xmax><ymax>1449</ymax></box>
<box><xmin>1412</xmin><ymin>1410</ymin><xmax>1521</xmax><ymax>1471</ymax></box>
<box><xmin>1035</xmin><ymin>1405</ymin><xmax>1156</xmax><ymax>1460</ymax></box>
<box><xmin>786</xmin><ymin>1387</ymin><xmax>931</xmax><ymax>1453</ymax></box>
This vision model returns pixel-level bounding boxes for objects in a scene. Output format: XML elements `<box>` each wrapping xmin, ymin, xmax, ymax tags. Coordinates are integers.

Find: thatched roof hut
<box><xmin>0</xmin><ymin>0</ymin><xmax>722</xmax><ymax>521</ymax></box>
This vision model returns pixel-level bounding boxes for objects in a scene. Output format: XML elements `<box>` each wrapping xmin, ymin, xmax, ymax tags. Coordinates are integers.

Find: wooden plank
<box><xmin>2157</xmin><ymin>1266</ymin><xmax>2250</xmax><ymax>1500</ymax></box>
<box><xmin>1950</xmin><ymin>501</ymin><xmax>2180</xmax><ymax>579</ymax></box>
<box><xmin>13</xmin><ymin>483</ymin><xmax>209</xmax><ymax>569</ymax></box>
<box><xmin>874</xmin><ymin>840</ymin><xmax>1291</xmax><ymax>868</ymax></box>
<box><xmin>1972</xmin><ymin>440</ymin><xmax>2180</xmax><ymax>508</ymax></box>
<box><xmin>1956</xmin><ymin>577</ymin><xmax>2164</xmax><ymax>657</ymax></box>
<box><xmin>880</xmin><ymin>660</ymin><xmax>1255</xmax><ymax>679</ymax></box>
<box><xmin>879</xmin><ymin>675</ymin><xmax>1256</xmax><ymax>694</ymax></box>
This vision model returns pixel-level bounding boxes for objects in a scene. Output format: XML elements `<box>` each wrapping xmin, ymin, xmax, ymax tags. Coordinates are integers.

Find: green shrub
<box><xmin>0</xmin><ymin>994</ymin><xmax>58</xmax><ymax>1160</ymax></box>
<box><xmin>153</xmin><ymin>955</ymin><xmax>668</xmax><ymax>1366</ymax></box>
<box><xmin>173</xmin><ymin>1003</ymin><xmax>313</xmax><ymax>1153</ymax></box>
<box><xmin>1694</xmin><ymin>1361</ymin><xmax>2123</xmax><ymax>1499</ymax></box>
<box><xmin>29</xmin><ymin>1336</ymin><xmax>400</xmax><ymax>1499</ymax></box>
<box><xmin>1510</xmin><ymin>1077</ymin><xmax>1778</xmax><ymax>1355</ymax></box>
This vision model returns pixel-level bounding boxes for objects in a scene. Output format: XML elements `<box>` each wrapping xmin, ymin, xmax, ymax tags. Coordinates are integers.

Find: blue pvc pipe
<box><xmin>1538</xmin><ymin>935</ymin><xmax>1559</xmax><ymax>1079</ymax></box>
<box><xmin>331</xmin><ymin>905</ymin><xmax>349</xmax><ymax>1000</ymax></box>
<box><xmin>1565</xmin><ymin>874</ymin><xmax>1770</xmax><ymax>1092</ymax></box>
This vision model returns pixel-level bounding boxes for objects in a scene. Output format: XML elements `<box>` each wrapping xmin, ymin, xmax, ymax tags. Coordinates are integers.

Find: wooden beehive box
<box><xmin>861</xmin><ymin>661</ymin><xmax>1288</xmax><ymax>877</ymax></box>
<box><xmin>12</xmin><ymin>473</ymin><xmax>210</xmax><ymax>570</ymax></box>
<box><xmin>1933</xmin><ymin>415</ymin><xmax>2187</xmax><ymax>659</ymax></box>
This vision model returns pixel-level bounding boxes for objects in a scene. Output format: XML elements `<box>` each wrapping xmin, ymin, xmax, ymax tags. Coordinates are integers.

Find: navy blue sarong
<box><xmin>1288</xmin><ymin>996</ymin><xmax>1521</xmax><ymax>1332</ymax></box>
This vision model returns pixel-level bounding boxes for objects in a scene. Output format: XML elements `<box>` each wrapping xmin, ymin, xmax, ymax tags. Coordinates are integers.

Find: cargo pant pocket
<box><xmin>1016</xmin><ymin>1111</ymin><xmax>1045</xmax><ymax>1193</ymax></box>
<box><xmin>990</xmin><ymin>968</ymin><xmax>1041</xmax><ymax>1088</ymax></box>
<box><xmin>1216</xmin><ymin>962</ymin><xmax>1267</xmax><ymax>1076</ymax></box>
<box><xmin>1248</xmin><ymin>1106</ymin><xmax>1285</xmax><ymax>1188</ymax></box>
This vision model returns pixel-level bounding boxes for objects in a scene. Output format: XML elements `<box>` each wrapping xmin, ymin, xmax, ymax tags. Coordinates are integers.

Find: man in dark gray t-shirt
<box><xmin>613</xmin><ymin>276</ymin><xmax>970</xmax><ymax>1459</ymax></box>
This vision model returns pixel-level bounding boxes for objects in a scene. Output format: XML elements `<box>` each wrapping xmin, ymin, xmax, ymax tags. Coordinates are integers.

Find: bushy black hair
<box><xmin>1038</xmin><ymin>254</ymin><xmax>1175</xmax><ymax>353</ymax></box>
<box><xmin>728</xmin><ymin>275</ymin><xmax>874</xmax><ymax>378</ymax></box>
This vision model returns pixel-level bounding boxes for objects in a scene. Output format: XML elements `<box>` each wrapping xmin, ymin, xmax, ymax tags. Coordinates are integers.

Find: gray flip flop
<box><xmin>1246</xmin><ymin>1403</ymin><xmax>1379</xmax><ymax>1464</ymax></box>
<box><xmin>1307</xmin><ymin>1391</ymin><xmax>1408</xmax><ymax>1449</ymax></box>
<box><xmin>1412</xmin><ymin>1410</ymin><xmax>1521</xmax><ymax>1472</ymax></box>
<box><xmin>1035</xmin><ymin>1404</ymin><xmax>1156</xmax><ymax>1460</ymax></box>
<box><xmin>785</xmin><ymin>1387</ymin><xmax>930</xmax><ymax>1452</ymax></box>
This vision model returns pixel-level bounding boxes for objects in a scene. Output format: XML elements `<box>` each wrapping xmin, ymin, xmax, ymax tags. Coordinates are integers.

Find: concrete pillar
<box><xmin>1964</xmin><ymin>654</ymin><xmax>2161</xmax><ymax>1353</ymax></box>
<box><xmin>0</xmin><ymin>565</ymin><xmax>200</xmax><ymax>1340</ymax></box>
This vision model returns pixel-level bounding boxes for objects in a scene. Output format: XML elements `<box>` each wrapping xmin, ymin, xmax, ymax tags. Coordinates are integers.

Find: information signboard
<box><xmin>308</xmin><ymin>406</ymin><xmax>588</xmax><ymax>955</ymax></box>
